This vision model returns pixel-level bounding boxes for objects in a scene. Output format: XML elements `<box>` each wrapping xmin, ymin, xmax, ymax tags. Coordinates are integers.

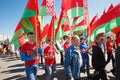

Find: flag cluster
<box><xmin>11</xmin><ymin>0</ymin><xmax>120</xmax><ymax>48</ymax></box>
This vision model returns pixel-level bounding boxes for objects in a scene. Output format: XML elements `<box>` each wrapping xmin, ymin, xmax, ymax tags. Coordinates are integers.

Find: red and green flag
<box><xmin>59</xmin><ymin>0</ymin><xmax>84</xmax><ymax>27</ymax></box>
<box><xmin>41</xmin><ymin>23</ymin><xmax>49</xmax><ymax>41</ymax></box>
<box><xmin>39</xmin><ymin>0</ymin><xmax>47</xmax><ymax>16</ymax></box>
<box><xmin>88</xmin><ymin>3</ymin><xmax>120</xmax><ymax>44</ymax></box>
<box><xmin>62</xmin><ymin>24</ymin><xmax>71</xmax><ymax>36</ymax></box>
<box><xmin>73</xmin><ymin>19</ymin><xmax>86</xmax><ymax>32</ymax></box>
<box><xmin>47</xmin><ymin>14</ymin><xmax>58</xmax><ymax>39</ymax></box>
<box><xmin>55</xmin><ymin>11</ymin><xmax>64</xmax><ymax>40</ymax></box>
<box><xmin>87</xmin><ymin>14</ymin><xmax>98</xmax><ymax>39</ymax></box>
<box><xmin>62</xmin><ymin>0</ymin><xmax>84</xmax><ymax>19</ymax></box>
<box><xmin>20</xmin><ymin>0</ymin><xmax>41</xmax><ymax>41</ymax></box>
<box><xmin>11</xmin><ymin>22</ymin><xmax>25</xmax><ymax>48</ymax></box>
<box><xmin>72</xmin><ymin>16</ymin><xmax>84</xmax><ymax>27</ymax></box>
<box><xmin>39</xmin><ymin>0</ymin><xmax>54</xmax><ymax>16</ymax></box>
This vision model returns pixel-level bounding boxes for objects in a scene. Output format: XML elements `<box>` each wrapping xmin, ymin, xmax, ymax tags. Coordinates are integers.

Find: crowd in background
<box><xmin>1</xmin><ymin>31</ymin><xmax>120</xmax><ymax>80</ymax></box>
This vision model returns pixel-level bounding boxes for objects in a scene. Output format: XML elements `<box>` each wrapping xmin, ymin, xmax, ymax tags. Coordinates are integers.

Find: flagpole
<box><xmin>52</xmin><ymin>11</ymin><xmax>56</xmax><ymax>56</ymax></box>
<box><xmin>35</xmin><ymin>0</ymin><xmax>39</xmax><ymax>56</ymax></box>
<box><xmin>52</xmin><ymin>16</ymin><xmax>55</xmax><ymax>54</ymax></box>
<box><xmin>46</xmin><ymin>0</ymin><xmax>55</xmax><ymax>54</ymax></box>
<box><xmin>83</xmin><ymin>0</ymin><xmax>90</xmax><ymax>43</ymax></box>
<box><xmin>35</xmin><ymin>16</ymin><xmax>39</xmax><ymax>55</ymax></box>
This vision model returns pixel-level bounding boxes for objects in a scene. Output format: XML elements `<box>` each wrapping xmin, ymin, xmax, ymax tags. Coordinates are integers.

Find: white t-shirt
<box><xmin>42</xmin><ymin>43</ymin><xmax>48</xmax><ymax>50</ymax></box>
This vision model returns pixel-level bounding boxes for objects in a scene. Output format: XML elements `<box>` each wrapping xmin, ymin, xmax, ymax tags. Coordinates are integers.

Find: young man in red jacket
<box><xmin>20</xmin><ymin>32</ymin><xmax>42</xmax><ymax>80</ymax></box>
<box><xmin>44</xmin><ymin>39</ymin><xmax>59</xmax><ymax>80</ymax></box>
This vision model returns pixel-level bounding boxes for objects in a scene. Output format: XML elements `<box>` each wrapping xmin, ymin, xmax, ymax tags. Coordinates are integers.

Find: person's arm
<box><xmin>64</xmin><ymin>48</ymin><xmax>73</xmax><ymax>79</ymax></box>
<box><xmin>80</xmin><ymin>44</ymin><xmax>92</xmax><ymax>54</ymax></box>
<box><xmin>20</xmin><ymin>52</ymin><xmax>34</xmax><ymax>61</ymax></box>
<box><xmin>38</xmin><ymin>48</ymin><xmax>43</xmax><ymax>56</ymax></box>
<box><xmin>54</xmin><ymin>45</ymin><xmax>60</xmax><ymax>54</ymax></box>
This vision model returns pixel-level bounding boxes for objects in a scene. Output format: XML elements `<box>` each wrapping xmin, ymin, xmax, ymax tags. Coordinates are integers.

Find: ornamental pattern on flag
<box><xmin>46</xmin><ymin>0</ymin><xmax>54</xmax><ymax>16</ymax></box>
<box><xmin>83</xmin><ymin>0</ymin><xmax>89</xmax><ymax>25</ymax></box>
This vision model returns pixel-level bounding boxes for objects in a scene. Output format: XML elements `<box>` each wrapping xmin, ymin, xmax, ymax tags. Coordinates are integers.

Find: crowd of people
<box><xmin>1</xmin><ymin>31</ymin><xmax>120</xmax><ymax>80</ymax></box>
<box><xmin>0</xmin><ymin>42</ymin><xmax>14</xmax><ymax>56</ymax></box>
<box><xmin>0</xmin><ymin>42</ymin><xmax>21</xmax><ymax>60</ymax></box>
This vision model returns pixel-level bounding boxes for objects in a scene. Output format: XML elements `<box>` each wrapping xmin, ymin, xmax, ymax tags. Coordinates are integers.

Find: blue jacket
<box><xmin>64</xmin><ymin>45</ymin><xmax>82</xmax><ymax>79</ymax></box>
<box><xmin>80</xmin><ymin>43</ymin><xmax>89</xmax><ymax>59</ymax></box>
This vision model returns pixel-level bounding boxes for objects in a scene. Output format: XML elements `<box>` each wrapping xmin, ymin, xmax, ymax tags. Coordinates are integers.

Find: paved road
<box><xmin>0</xmin><ymin>54</ymin><xmax>115</xmax><ymax>80</ymax></box>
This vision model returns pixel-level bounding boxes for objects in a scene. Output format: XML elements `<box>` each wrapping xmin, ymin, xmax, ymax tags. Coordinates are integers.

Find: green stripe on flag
<box><xmin>67</xmin><ymin>7</ymin><xmax>84</xmax><ymax>19</ymax></box>
<box><xmin>39</xmin><ymin>6</ymin><xmax>46</xmax><ymax>16</ymax></box>
<box><xmin>22</xmin><ymin>9</ymin><xmax>36</xmax><ymax>18</ymax></box>
<box><xmin>62</xmin><ymin>31</ymin><xmax>70</xmax><ymax>36</ymax></box>
<box><xmin>73</xmin><ymin>25</ymin><xmax>86</xmax><ymax>32</ymax></box>
<box><xmin>56</xmin><ymin>26</ymin><xmax>63</xmax><ymax>40</ymax></box>
<box><xmin>11</xmin><ymin>28</ymin><xmax>24</xmax><ymax>42</ymax></box>
<box><xmin>72</xmin><ymin>16</ymin><xmax>84</xmax><ymax>27</ymax></box>
<box><xmin>13</xmin><ymin>40</ymin><xmax>20</xmax><ymax>49</ymax></box>
<box><xmin>60</xmin><ymin>18</ymin><xmax>65</xmax><ymax>26</ymax></box>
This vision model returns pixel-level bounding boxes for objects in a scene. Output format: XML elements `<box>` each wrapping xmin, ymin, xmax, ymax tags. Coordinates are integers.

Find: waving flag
<box><xmin>39</xmin><ymin>0</ymin><xmax>54</xmax><ymax>16</ymax></box>
<box><xmin>88</xmin><ymin>3</ymin><xmax>120</xmax><ymax>44</ymax></box>
<box><xmin>107</xmin><ymin>4</ymin><xmax>114</xmax><ymax>12</ymax></box>
<box><xmin>39</xmin><ymin>0</ymin><xmax>47</xmax><ymax>16</ymax></box>
<box><xmin>73</xmin><ymin>19</ymin><xmax>86</xmax><ymax>32</ymax></box>
<box><xmin>41</xmin><ymin>24</ymin><xmax>49</xmax><ymax>41</ymax></box>
<box><xmin>11</xmin><ymin>22</ymin><xmax>25</xmax><ymax>48</ymax></box>
<box><xmin>62</xmin><ymin>0</ymin><xmax>84</xmax><ymax>19</ymax></box>
<box><xmin>20</xmin><ymin>0</ymin><xmax>41</xmax><ymax>41</ymax></box>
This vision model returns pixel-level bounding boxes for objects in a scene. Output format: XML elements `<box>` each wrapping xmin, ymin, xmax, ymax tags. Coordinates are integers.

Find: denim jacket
<box><xmin>64</xmin><ymin>45</ymin><xmax>82</xmax><ymax>79</ymax></box>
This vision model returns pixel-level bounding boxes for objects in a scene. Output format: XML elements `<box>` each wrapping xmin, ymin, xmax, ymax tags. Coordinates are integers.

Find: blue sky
<box><xmin>0</xmin><ymin>0</ymin><xmax>119</xmax><ymax>38</ymax></box>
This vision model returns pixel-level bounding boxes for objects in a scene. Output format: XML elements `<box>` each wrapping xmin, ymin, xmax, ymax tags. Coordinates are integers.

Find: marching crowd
<box><xmin>1</xmin><ymin>31</ymin><xmax>120</xmax><ymax>80</ymax></box>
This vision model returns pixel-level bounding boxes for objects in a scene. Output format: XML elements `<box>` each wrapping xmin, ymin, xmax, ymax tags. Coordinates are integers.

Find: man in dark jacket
<box><xmin>91</xmin><ymin>36</ymin><xmax>108</xmax><ymax>80</ymax></box>
<box><xmin>115</xmin><ymin>46</ymin><xmax>120</xmax><ymax>80</ymax></box>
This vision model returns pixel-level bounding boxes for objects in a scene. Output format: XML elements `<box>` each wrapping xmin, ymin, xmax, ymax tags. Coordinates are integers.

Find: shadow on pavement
<box><xmin>0</xmin><ymin>55</ymin><xmax>19</xmax><ymax>62</ymax></box>
<box><xmin>37</xmin><ymin>69</ymin><xmax>66</xmax><ymax>80</ymax></box>
<box><xmin>8</xmin><ymin>63</ymin><xmax>24</xmax><ymax>68</ymax></box>
<box><xmin>1</xmin><ymin>68</ymin><xmax>25</xmax><ymax>74</ymax></box>
<box><xmin>3</xmin><ymin>75</ymin><xmax>26</xmax><ymax>80</ymax></box>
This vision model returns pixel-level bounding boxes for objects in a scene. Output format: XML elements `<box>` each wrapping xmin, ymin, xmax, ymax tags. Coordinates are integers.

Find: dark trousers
<box><xmin>91</xmin><ymin>70</ymin><xmax>108</xmax><ymax>80</ymax></box>
<box><xmin>82</xmin><ymin>57</ymin><xmax>90</xmax><ymax>77</ymax></box>
<box><xmin>60</xmin><ymin>52</ymin><xmax>64</xmax><ymax>64</ymax></box>
<box><xmin>106</xmin><ymin>52</ymin><xmax>115</xmax><ymax>70</ymax></box>
<box><xmin>115</xmin><ymin>47</ymin><xmax>120</xmax><ymax>80</ymax></box>
<box><xmin>40</xmin><ymin>55</ymin><xmax>43</xmax><ymax>64</ymax></box>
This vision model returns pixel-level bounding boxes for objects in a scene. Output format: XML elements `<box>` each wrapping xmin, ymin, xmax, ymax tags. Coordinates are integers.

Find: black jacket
<box><xmin>92</xmin><ymin>44</ymin><xmax>106</xmax><ymax>71</ymax></box>
<box><xmin>115</xmin><ymin>46</ymin><xmax>120</xmax><ymax>80</ymax></box>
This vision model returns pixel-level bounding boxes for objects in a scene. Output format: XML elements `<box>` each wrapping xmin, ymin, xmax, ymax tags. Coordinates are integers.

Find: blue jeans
<box><xmin>82</xmin><ymin>57</ymin><xmax>90</xmax><ymax>77</ymax></box>
<box><xmin>45</xmin><ymin>64</ymin><xmax>56</xmax><ymax>80</ymax></box>
<box><xmin>25</xmin><ymin>64</ymin><xmax>39</xmax><ymax>80</ymax></box>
